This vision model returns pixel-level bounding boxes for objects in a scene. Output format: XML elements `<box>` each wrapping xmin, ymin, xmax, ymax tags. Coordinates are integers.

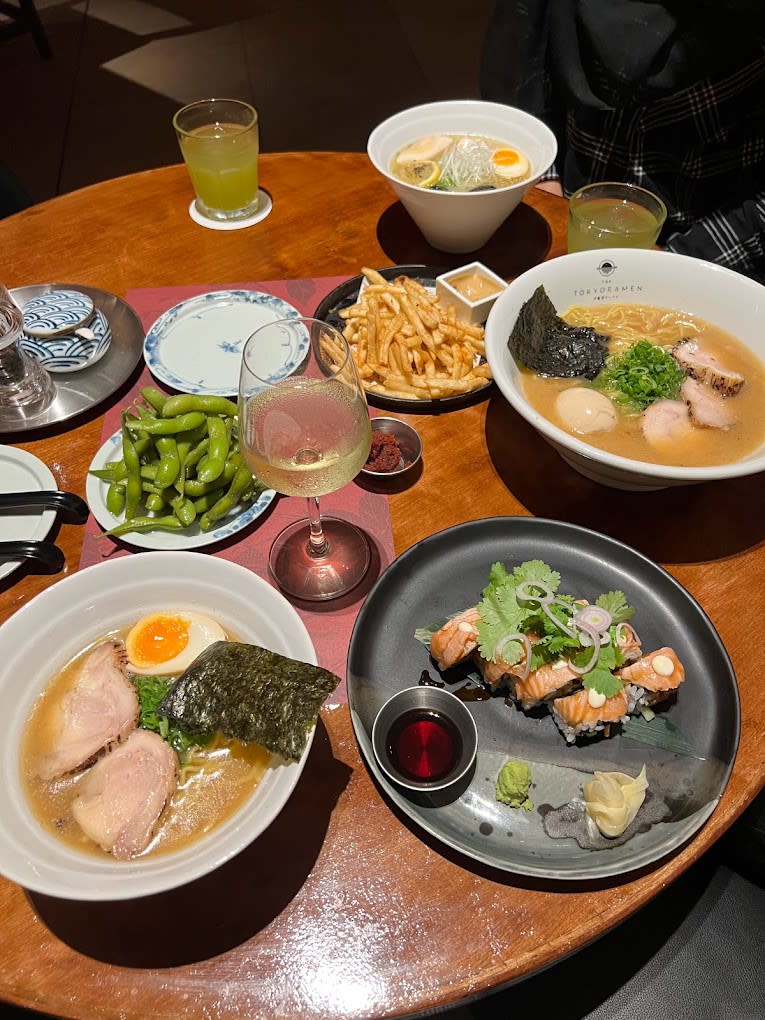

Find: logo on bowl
<box><xmin>597</xmin><ymin>259</ymin><xmax>617</xmax><ymax>276</ymax></box>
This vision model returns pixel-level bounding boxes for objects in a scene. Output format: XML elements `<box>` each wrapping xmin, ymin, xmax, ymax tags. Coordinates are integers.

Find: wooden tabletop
<box><xmin>0</xmin><ymin>154</ymin><xmax>763</xmax><ymax>1020</ymax></box>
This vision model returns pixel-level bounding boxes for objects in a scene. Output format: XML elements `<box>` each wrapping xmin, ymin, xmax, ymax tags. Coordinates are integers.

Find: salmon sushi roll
<box><xmin>620</xmin><ymin>647</ymin><xmax>685</xmax><ymax>711</ymax></box>
<box><xmin>473</xmin><ymin>651</ymin><xmax>519</xmax><ymax>692</ymax></box>
<box><xmin>430</xmin><ymin>607</ymin><xmax>480</xmax><ymax>671</ymax></box>
<box><xmin>551</xmin><ymin>687</ymin><xmax>630</xmax><ymax>744</ymax></box>
<box><xmin>508</xmin><ymin>660</ymin><xmax>580</xmax><ymax>711</ymax></box>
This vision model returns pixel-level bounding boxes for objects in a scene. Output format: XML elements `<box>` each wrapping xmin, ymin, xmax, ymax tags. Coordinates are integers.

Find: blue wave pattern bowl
<box><xmin>22</xmin><ymin>289</ymin><xmax>95</xmax><ymax>337</ymax></box>
<box><xmin>20</xmin><ymin>308</ymin><xmax>112</xmax><ymax>373</ymax></box>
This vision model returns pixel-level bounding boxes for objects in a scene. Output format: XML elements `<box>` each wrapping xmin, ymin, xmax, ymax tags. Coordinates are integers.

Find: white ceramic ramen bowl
<box><xmin>484</xmin><ymin>248</ymin><xmax>765</xmax><ymax>490</ymax></box>
<box><xmin>367</xmin><ymin>100</ymin><xmax>557</xmax><ymax>253</ymax></box>
<box><xmin>0</xmin><ymin>552</ymin><xmax>318</xmax><ymax>901</ymax></box>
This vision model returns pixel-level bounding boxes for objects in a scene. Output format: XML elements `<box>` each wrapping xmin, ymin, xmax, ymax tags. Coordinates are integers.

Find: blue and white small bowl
<box><xmin>20</xmin><ymin>308</ymin><xmax>112</xmax><ymax>373</ymax></box>
<box><xmin>22</xmin><ymin>289</ymin><xmax>95</xmax><ymax>337</ymax></box>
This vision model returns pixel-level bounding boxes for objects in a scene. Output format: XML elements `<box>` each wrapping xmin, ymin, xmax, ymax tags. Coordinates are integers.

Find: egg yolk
<box><xmin>493</xmin><ymin>148</ymin><xmax>523</xmax><ymax>168</ymax></box>
<box><xmin>131</xmin><ymin>615</ymin><xmax>190</xmax><ymax>666</ymax></box>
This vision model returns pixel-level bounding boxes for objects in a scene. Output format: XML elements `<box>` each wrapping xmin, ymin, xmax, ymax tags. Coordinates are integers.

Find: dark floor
<box><xmin>1</xmin><ymin>4</ymin><xmax>764</xmax><ymax>1019</ymax></box>
<box><xmin>0</xmin><ymin>0</ymin><xmax>493</xmax><ymax>208</ymax></box>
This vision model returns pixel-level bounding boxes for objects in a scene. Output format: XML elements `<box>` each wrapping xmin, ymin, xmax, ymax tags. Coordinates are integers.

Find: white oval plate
<box><xmin>0</xmin><ymin>448</ymin><xmax>57</xmax><ymax>581</ymax></box>
<box><xmin>0</xmin><ymin>551</ymin><xmax>318</xmax><ymax>900</ymax></box>
<box><xmin>21</xmin><ymin>288</ymin><xmax>95</xmax><ymax>337</ymax></box>
<box><xmin>86</xmin><ymin>430</ymin><xmax>276</xmax><ymax>549</ymax></box>
<box><xmin>143</xmin><ymin>289</ymin><xmax>303</xmax><ymax>396</ymax></box>
<box><xmin>19</xmin><ymin>307</ymin><xmax>112</xmax><ymax>373</ymax></box>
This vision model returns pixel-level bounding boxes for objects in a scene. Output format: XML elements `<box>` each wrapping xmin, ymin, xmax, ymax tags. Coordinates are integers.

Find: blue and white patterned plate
<box><xmin>86</xmin><ymin>430</ymin><xmax>277</xmax><ymax>550</ymax></box>
<box><xmin>22</xmin><ymin>289</ymin><xmax>95</xmax><ymax>337</ymax></box>
<box><xmin>19</xmin><ymin>308</ymin><xmax>112</xmax><ymax>373</ymax></box>
<box><xmin>143</xmin><ymin>290</ymin><xmax>303</xmax><ymax>396</ymax></box>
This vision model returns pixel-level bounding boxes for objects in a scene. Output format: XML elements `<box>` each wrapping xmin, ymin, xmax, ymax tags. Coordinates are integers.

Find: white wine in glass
<box><xmin>239</xmin><ymin>317</ymin><xmax>372</xmax><ymax>600</ymax></box>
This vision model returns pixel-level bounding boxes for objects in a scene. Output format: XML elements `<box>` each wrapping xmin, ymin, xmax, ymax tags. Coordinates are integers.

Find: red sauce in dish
<box><xmin>365</xmin><ymin>432</ymin><xmax>404</xmax><ymax>472</ymax></box>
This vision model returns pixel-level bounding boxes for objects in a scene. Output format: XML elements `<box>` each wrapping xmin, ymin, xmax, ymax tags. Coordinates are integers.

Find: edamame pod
<box><xmin>100</xmin><ymin>515</ymin><xmax>184</xmax><ymax>538</ymax></box>
<box><xmin>124</xmin><ymin>411</ymin><xmax>206</xmax><ymax>434</ymax></box>
<box><xmin>155</xmin><ymin>436</ymin><xmax>180</xmax><ymax>488</ymax></box>
<box><xmin>199</xmin><ymin>463</ymin><xmax>253</xmax><ymax>531</ymax></box>
<box><xmin>196</xmin><ymin>415</ymin><xmax>229</xmax><ymax>484</ymax></box>
<box><xmin>161</xmin><ymin>394</ymin><xmax>238</xmax><ymax>418</ymax></box>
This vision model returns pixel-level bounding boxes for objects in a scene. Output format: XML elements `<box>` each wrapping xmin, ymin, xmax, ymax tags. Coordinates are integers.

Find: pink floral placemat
<box><xmin>78</xmin><ymin>277</ymin><xmax>396</xmax><ymax>703</ymax></box>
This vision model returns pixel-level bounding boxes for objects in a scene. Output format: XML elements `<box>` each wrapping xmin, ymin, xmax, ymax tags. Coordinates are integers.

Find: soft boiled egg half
<box><xmin>125</xmin><ymin>610</ymin><xmax>226</xmax><ymax>675</ymax></box>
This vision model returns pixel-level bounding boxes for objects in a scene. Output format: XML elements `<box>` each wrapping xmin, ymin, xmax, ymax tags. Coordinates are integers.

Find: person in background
<box><xmin>480</xmin><ymin>0</ymin><xmax>765</xmax><ymax>283</ymax></box>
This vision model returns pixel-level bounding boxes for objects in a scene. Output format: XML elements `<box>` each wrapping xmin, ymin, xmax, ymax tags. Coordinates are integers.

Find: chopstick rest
<box><xmin>0</xmin><ymin>490</ymin><xmax>89</xmax><ymax>522</ymax></box>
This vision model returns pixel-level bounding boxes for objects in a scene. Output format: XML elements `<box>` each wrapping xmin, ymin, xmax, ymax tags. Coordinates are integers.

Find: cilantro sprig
<box><xmin>476</xmin><ymin>560</ymin><xmax>635</xmax><ymax>696</ymax></box>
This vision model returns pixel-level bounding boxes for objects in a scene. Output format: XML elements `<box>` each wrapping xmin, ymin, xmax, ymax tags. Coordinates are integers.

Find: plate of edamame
<box><xmin>85</xmin><ymin>388</ymin><xmax>277</xmax><ymax>549</ymax></box>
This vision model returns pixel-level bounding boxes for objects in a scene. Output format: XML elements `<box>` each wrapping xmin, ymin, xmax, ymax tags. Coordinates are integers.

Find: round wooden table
<box><xmin>1</xmin><ymin>154</ymin><xmax>763</xmax><ymax>1020</ymax></box>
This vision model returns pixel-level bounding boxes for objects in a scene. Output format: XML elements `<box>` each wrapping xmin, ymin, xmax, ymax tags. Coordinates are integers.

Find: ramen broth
<box><xmin>21</xmin><ymin>631</ymin><xmax>271</xmax><ymax>859</ymax></box>
<box><xmin>390</xmin><ymin>133</ymin><xmax>531</xmax><ymax>191</ymax></box>
<box><xmin>521</xmin><ymin>304</ymin><xmax>765</xmax><ymax>467</ymax></box>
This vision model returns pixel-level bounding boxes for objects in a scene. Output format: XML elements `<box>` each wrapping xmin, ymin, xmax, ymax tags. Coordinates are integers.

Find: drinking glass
<box><xmin>239</xmin><ymin>317</ymin><xmax>373</xmax><ymax>601</ymax></box>
<box><xmin>0</xmin><ymin>284</ymin><xmax>55</xmax><ymax>430</ymax></box>
<box><xmin>567</xmin><ymin>182</ymin><xmax>667</xmax><ymax>252</ymax></box>
<box><xmin>173</xmin><ymin>98</ymin><xmax>260</xmax><ymax>222</ymax></box>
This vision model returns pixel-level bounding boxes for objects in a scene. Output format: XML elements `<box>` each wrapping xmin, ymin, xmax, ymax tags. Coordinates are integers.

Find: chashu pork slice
<box><xmin>672</xmin><ymin>338</ymin><xmax>745</xmax><ymax>396</ymax></box>
<box><xmin>39</xmin><ymin>641</ymin><xmax>139</xmax><ymax>781</ymax></box>
<box><xmin>72</xmin><ymin>728</ymin><xmax>178</xmax><ymax>860</ymax></box>
<box><xmin>681</xmin><ymin>376</ymin><xmax>736</xmax><ymax>429</ymax></box>
<box><xmin>640</xmin><ymin>398</ymin><xmax>692</xmax><ymax>446</ymax></box>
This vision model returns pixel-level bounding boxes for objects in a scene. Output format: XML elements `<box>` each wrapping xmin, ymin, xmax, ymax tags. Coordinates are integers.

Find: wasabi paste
<box><xmin>495</xmin><ymin>759</ymin><xmax>533</xmax><ymax>811</ymax></box>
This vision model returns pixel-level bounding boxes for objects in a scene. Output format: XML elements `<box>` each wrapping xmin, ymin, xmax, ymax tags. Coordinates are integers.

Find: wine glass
<box><xmin>239</xmin><ymin>317</ymin><xmax>372</xmax><ymax>601</ymax></box>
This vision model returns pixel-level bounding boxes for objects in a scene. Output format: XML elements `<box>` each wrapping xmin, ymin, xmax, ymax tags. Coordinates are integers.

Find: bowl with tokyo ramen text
<box><xmin>484</xmin><ymin>248</ymin><xmax>765</xmax><ymax>490</ymax></box>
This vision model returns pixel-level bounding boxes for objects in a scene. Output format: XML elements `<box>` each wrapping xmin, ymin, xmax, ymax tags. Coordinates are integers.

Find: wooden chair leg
<box><xmin>0</xmin><ymin>0</ymin><xmax>53</xmax><ymax>59</ymax></box>
<box><xmin>19</xmin><ymin>0</ymin><xmax>51</xmax><ymax>59</ymax></box>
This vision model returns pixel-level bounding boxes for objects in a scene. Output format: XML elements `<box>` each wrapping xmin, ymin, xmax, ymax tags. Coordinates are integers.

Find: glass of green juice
<box><xmin>567</xmin><ymin>182</ymin><xmax>667</xmax><ymax>253</ymax></box>
<box><xmin>173</xmin><ymin>98</ymin><xmax>260</xmax><ymax>222</ymax></box>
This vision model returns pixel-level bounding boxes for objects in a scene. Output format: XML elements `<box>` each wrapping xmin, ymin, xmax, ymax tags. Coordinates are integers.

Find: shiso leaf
<box><xmin>157</xmin><ymin>642</ymin><xmax>340</xmax><ymax>762</ymax></box>
<box><xmin>508</xmin><ymin>285</ymin><xmax>609</xmax><ymax>379</ymax></box>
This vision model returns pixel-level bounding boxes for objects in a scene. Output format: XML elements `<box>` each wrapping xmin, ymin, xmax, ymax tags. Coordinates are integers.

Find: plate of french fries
<box><xmin>314</xmin><ymin>265</ymin><xmax>493</xmax><ymax>410</ymax></box>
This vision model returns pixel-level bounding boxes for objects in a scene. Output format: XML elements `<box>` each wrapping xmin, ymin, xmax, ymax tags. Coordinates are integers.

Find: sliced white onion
<box><xmin>574</xmin><ymin>605</ymin><xmax>612</xmax><ymax>633</ymax></box>
<box><xmin>568</xmin><ymin>621</ymin><xmax>602</xmax><ymax>675</ymax></box>
<box><xmin>515</xmin><ymin>580</ymin><xmax>554</xmax><ymax>604</ymax></box>
<box><xmin>495</xmin><ymin>631</ymin><xmax>532</xmax><ymax>682</ymax></box>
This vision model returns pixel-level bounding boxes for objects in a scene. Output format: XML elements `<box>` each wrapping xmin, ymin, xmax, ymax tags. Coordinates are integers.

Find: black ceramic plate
<box><xmin>313</xmin><ymin>265</ymin><xmax>493</xmax><ymax>413</ymax></box>
<box><xmin>347</xmin><ymin>517</ymin><xmax>740</xmax><ymax>880</ymax></box>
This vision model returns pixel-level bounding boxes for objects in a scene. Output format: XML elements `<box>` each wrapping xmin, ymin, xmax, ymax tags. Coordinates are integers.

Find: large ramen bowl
<box><xmin>367</xmin><ymin>100</ymin><xmax>557</xmax><ymax>253</ymax></box>
<box><xmin>0</xmin><ymin>552</ymin><xmax>318</xmax><ymax>900</ymax></box>
<box><xmin>484</xmin><ymin>249</ymin><xmax>765</xmax><ymax>490</ymax></box>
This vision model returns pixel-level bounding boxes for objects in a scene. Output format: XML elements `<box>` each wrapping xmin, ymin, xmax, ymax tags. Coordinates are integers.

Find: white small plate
<box><xmin>86</xmin><ymin>430</ymin><xmax>277</xmax><ymax>550</ymax></box>
<box><xmin>0</xmin><ymin>448</ymin><xmax>57</xmax><ymax>581</ymax></box>
<box><xmin>21</xmin><ymin>289</ymin><xmax>95</xmax><ymax>337</ymax></box>
<box><xmin>19</xmin><ymin>308</ymin><xmax>112</xmax><ymax>373</ymax></box>
<box><xmin>143</xmin><ymin>289</ymin><xmax>303</xmax><ymax>396</ymax></box>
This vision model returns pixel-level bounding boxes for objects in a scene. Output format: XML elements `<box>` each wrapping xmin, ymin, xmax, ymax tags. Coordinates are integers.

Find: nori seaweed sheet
<box><xmin>157</xmin><ymin>642</ymin><xmax>340</xmax><ymax>762</ymax></box>
<box><xmin>508</xmin><ymin>285</ymin><xmax>609</xmax><ymax>379</ymax></box>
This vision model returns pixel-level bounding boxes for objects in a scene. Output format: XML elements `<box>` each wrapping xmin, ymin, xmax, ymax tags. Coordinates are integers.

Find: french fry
<box><xmin>340</xmin><ymin>269</ymin><xmax>493</xmax><ymax>401</ymax></box>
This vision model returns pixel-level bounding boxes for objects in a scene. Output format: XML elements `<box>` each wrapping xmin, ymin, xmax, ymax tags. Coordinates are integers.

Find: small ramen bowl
<box><xmin>0</xmin><ymin>551</ymin><xmax>317</xmax><ymax>901</ymax></box>
<box><xmin>484</xmin><ymin>248</ymin><xmax>765</xmax><ymax>490</ymax></box>
<box><xmin>367</xmin><ymin>100</ymin><xmax>557</xmax><ymax>253</ymax></box>
<box><xmin>360</xmin><ymin>416</ymin><xmax>423</xmax><ymax>478</ymax></box>
<box><xmin>371</xmin><ymin>686</ymin><xmax>478</xmax><ymax>793</ymax></box>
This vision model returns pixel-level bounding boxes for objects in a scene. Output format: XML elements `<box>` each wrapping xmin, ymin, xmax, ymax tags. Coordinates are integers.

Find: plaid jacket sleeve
<box><xmin>664</xmin><ymin>192</ymin><xmax>765</xmax><ymax>284</ymax></box>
